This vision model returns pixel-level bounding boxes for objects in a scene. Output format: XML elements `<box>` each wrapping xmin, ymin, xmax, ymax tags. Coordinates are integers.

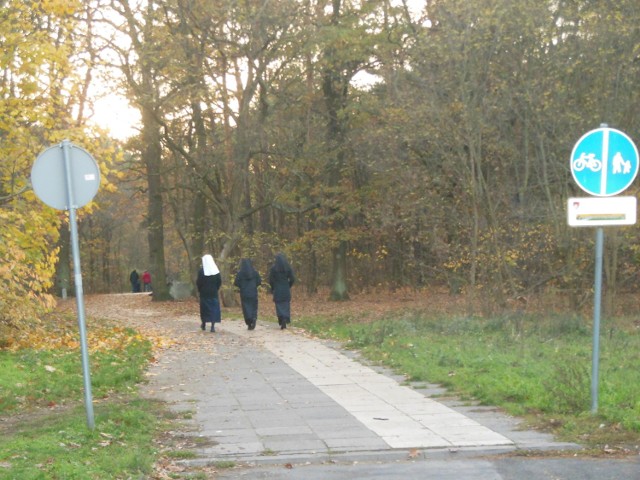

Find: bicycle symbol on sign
<box><xmin>572</xmin><ymin>152</ymin><xmax>602</xmax><ymax>172</ymax></box>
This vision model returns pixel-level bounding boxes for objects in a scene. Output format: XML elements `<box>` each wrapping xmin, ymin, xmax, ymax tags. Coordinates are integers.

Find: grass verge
<box><xmin>0</xmin><ymin>399</ymin><xmax>162</xmax><ymax>479</ymax></box>
<box><xmin>0</xmin><ymin>311</ymin><xmax>163</xmax><ymax>479</ymax></box>
<box><xmin>296</xmin><ymin>309</ymin><xmax>640</xmax><ymax>455</ymax></box>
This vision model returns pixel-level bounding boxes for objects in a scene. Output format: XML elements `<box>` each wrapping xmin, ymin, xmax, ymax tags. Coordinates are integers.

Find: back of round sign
<box><xmin>31</xmin><ymin>143</ymin><xmax>101</xmax><ymax>210</ymax></box>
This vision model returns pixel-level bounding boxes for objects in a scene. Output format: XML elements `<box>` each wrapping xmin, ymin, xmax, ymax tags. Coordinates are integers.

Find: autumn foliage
<box><xmin>5</xmin><ymin>0</ymin><xmax>640</xmax><ymax>335</ymax></box>
<box><xmin>4</xmin><ymin>313</ymin><xmax>167</xmax><ymax>354</ymax></box>
<box><xmin>0</xmin><ymin>1</ymin><xmax>121</xmax><ymax>335</ymax></box>
<box><xmin>0</xmin><ymin>207</ymin><xmax>59</xmax><ymax>331</ymax></box>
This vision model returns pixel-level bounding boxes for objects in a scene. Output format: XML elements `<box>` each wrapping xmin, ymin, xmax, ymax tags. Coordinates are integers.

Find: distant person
<box><xmin>197</xmin><ymin>254</ymin><xmax>222</xmax><ymax>332</ymax></box>
<box><xmin>268</xmin><ymin>253</ymin><xmax>295</xmax><ymax>330</ymax></box>
<box><xmin>234</xmin><ymin>258</ymin><xmax>262</xmax><ymax>330</ymax></box>
<box><xmin>142</xmin><ymin>270</ymin><xmax>152</xmax><ymax>292</ymax></box>
<box><xmin>129</xmin><ymin>269</ymin><xmax>141</xmax><ymax>293</ymax></box>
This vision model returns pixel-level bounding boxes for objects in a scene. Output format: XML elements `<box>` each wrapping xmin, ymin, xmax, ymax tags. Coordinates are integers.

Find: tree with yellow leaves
<box><xmin>0</xmin><ymin>1</ymin><xmax>119</xmax><ymax>333</ymax></box>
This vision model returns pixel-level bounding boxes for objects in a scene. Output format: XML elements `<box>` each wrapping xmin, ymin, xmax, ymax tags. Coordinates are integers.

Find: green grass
<box><xmin>0</xmin><ymin>318</ymin><xmax>163</xmax><ymax>479</ymax></box>
<box><xmin>165</xmin><ymin>449</ymin><xmax>198</xmax><ymax>459</ymax></box>
<box><xmin>0</xmin><ymin>400</ymin><xmax>161</xmax><ymax>479</ymax></box>
<box><xmin>0</xmin><ymin>337</ymin><xmax>151</xmax><ymax>412</ymax></box>
<box><xmin>296</xmin><ymin>310</ymin><xmax>640</xmax><ymax>448</ymax></box>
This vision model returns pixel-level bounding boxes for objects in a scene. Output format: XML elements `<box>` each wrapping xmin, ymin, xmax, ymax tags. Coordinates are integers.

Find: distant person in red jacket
<box><xmin>142</xmin><ymin>270</ymin><xmax>152</xmax><ymax>292</ymax></box>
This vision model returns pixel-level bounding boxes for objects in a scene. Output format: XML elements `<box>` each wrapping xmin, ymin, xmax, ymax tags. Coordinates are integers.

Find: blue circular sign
<box><xmin>570</xmin><ymin>127</ymin><xmax>639</xmax><ymax>196</ymax></box>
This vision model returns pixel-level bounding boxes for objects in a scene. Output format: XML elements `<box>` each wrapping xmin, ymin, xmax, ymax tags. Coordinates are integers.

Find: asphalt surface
<box><xmin>110</xmin><ymin>294</ymin><xmax>640</xmax><ymax>480</ymax></box>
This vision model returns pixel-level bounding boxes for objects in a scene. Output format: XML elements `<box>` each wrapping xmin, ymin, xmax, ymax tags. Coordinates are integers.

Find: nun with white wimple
<box><xmin>196</xmin><ymin>254</ymin><xmax>222</xmax><ymax>332</ymax></box>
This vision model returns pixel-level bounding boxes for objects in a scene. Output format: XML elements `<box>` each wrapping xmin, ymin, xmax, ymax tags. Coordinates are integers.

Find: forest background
<box><xmin>2</xmin><ymin>0</ymin><xmax>640</xmax><ymax>332</ymax></box>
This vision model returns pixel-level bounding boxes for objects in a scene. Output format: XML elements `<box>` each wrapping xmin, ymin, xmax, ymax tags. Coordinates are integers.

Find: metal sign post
<box><xmin>61</xmin><ymin>140</ymin><xmax>95</xmax><ymax>429</ymax></box>
<box><xmin>568</xmin><ymin>124</ymin><xmax>638</xmax><ymax>414</ymax></box>
<box><xmin>31</xmin><ymin>140</ymin><xmax>101</xmax><ymax>430</ymax></box>
<box><xmin>591</xmin><ymin>228</ymin><xmax>603</xmax><ymax>414</ymax></box>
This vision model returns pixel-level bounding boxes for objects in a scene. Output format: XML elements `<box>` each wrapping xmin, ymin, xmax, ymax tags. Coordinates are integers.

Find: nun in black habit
<box><xmin>197</xmin><ymin>254</ymin><xmax>222</xmax><ymax>332</ymax></box>
<box><xmin>234</xmin><ymin>258</ymin><xmax>262</xmax><ymax>330</ymax></box>
<box><xmin>268</xmin><ymin>253</ymin><xmax>295</xmax><ymax>329</ymax></box>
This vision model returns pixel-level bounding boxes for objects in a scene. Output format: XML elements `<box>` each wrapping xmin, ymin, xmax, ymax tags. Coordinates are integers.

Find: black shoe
<box><xmin>201</xmin><ymin>322</ymin><xmax>205</xmax><ymax>331</ymax></box>
<box><xmin>211</xmin><ymin>325</ymin><xmax>215</xmax><ymax>332</ymax></box>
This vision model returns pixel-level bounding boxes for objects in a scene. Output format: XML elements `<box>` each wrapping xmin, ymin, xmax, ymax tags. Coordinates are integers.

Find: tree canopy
<box><xmin>3</xmin><ymin>0</ymin><xmax>640</xmax><ymax>329</ymax></box>
<box><xmin>0</xmin><ymin>0</ymin><xmax>119</xmax><ymax>329</ymax></box>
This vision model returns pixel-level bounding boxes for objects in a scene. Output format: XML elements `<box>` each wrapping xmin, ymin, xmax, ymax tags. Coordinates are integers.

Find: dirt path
<box><xmin>80</xmin><ymin>289</ymin><xmax>457</xmax><ymax>354</ymax></box>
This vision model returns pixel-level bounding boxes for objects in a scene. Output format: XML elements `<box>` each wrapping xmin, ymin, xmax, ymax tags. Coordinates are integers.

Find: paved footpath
<box><xmin>94</xmin><ymin>295</ymin><xmax>638</xmax><ymax>480</ymax></box>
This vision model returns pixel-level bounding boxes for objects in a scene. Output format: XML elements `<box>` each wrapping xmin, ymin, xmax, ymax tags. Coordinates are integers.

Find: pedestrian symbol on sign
<box><xmin>612</xmin><ymin>152</ymin><xmax>631</xmax><ymax>174</ymax></box>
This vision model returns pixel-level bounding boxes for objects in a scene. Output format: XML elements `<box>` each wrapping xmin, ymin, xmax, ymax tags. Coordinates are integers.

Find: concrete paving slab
<box><xmin>230</xmin><ymin>322</ymin><xmax>516</xmax><ymax>451</ymax></box>
<box><xmin>137</xmin><ymin>315</ymin><xmax>581</xmax><ymax>467</ymax></box>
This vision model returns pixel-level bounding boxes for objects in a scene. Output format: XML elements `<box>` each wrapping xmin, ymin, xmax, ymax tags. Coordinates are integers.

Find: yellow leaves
<box><xmin>504</xmin><ymin>250</ymin><xmax>519</xmax><ymax>267</ymax></box>
<box><xmin>88</xmin><ymin>327</ymin><xmax>141</xmax><ymax>354</ymax></box>
<box><xmin>375</xmin><ymin>246</ymin><xmax>388</xmax><ymax>260</ymax></box>
<box><xmin>5</xmin><ymin>322</ymin><xmax>163</xmax><ymax>353</ymax></box>
<box><xmin>0</xmin><ymin>0</ymin><xmax>124</xmax><ymax>335</ymax></box>
<box><xmin>444</xmin><ymin>259</ymin><xmax>465</xmax><ymax>273</ymax></box>
<box><xmin>18</xmin><ymin>79</ymin><xmax>38</xmax><ymax>96</ymax></box>
<box><xmin>39</xmin><ymin>0</ymin><xmax>81</xmax><ymax>17</ymax></box>
<box><xmin>7</xmin><ymin>326</ymin><xmax>75</xmax><ymax>352</ymax></box>
<box><xmin>0</xmin><ymin>206</ymin><xmax>60</xmax><ymax>329</ymax></box>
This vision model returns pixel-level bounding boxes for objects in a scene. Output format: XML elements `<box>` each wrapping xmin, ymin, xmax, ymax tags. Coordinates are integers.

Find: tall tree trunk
<box><xmin>142</xmin><ymin>106</ymin><xmax>170</xmax><ymax>301</ymax></box>
<box><xmin>329</xmin><ymin>241</ymin><xmax>349</xmax><ymax>300</ymax></box>
<box><xmin>113</xmin><ymin>0</ymin><xmax>170</xmax><ymax>300</ymax></box>
<box><xmin>190</xmin><ymin>192</ymin><xmax>206</xmax><ymax>266</ymax></box>
<box><xmin>322</xmin><ymin>1</ymin><xmax>350</xmax><ymax>301</ymax></box>
<box><xmin>55</xmin><ymin>222</ymin><xmax>71</xmax><ymax>297</ymax></box>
